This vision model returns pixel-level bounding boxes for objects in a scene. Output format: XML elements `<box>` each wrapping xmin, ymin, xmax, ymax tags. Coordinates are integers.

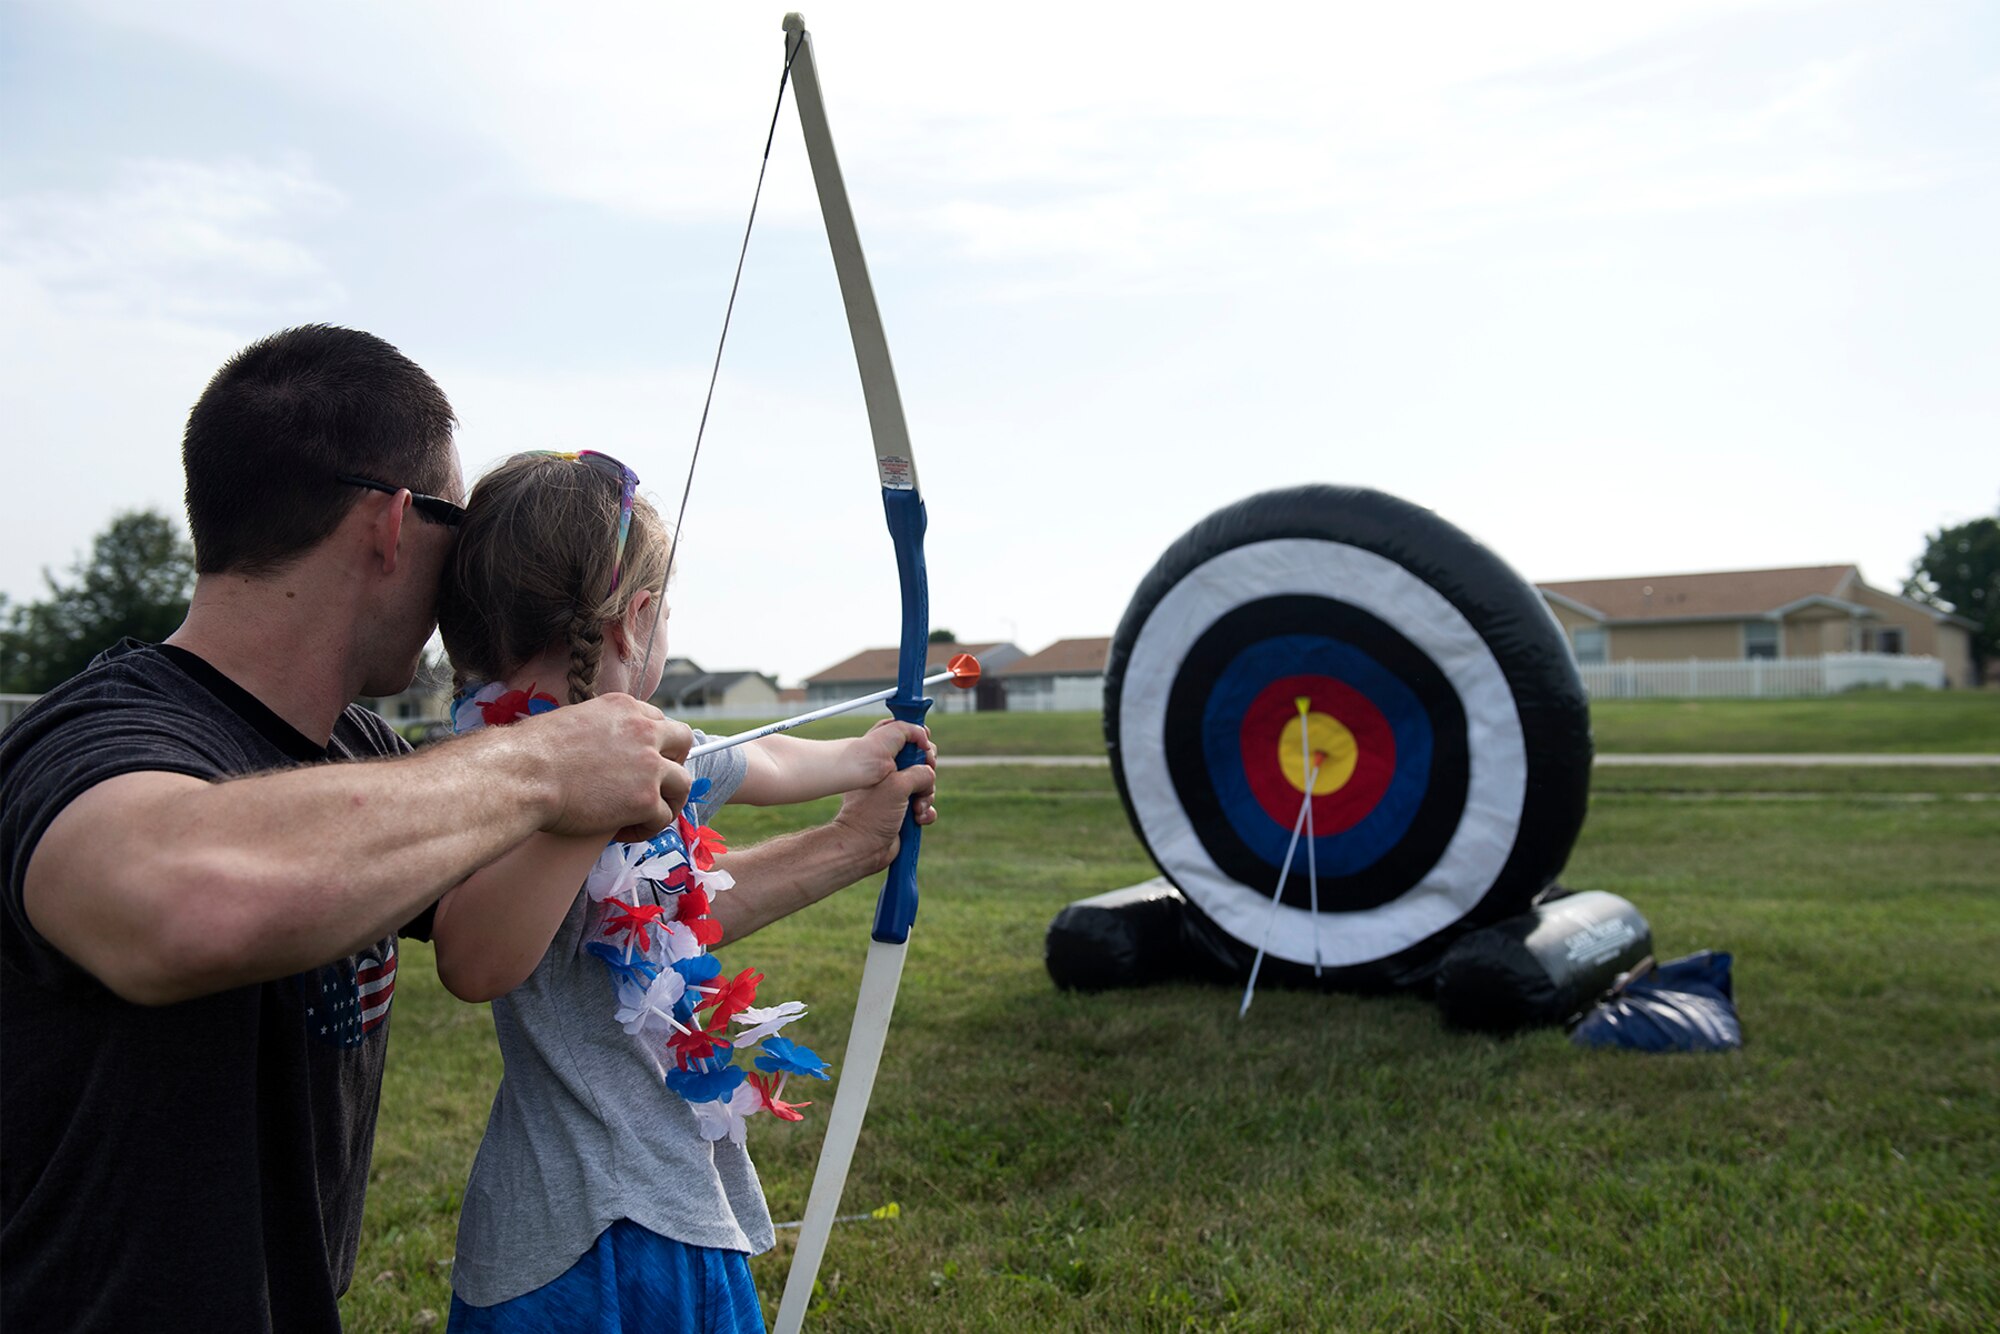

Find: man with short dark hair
<box><xmin>182</xmin><ymin>323</ymin><xmax>462</xmax><ymax>578</ymax></box>
<box><xmin>0</xmin><ymin>326</ymin><xmax>933</xmax><ymax>1331</ymax></box>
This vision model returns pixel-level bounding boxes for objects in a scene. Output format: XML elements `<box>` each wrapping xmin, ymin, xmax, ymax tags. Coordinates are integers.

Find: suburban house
<box><xmin>1000</xmin><ymin>637</ymin><xmax>1112</xmax><ymax>712</ymax></box>
<box><xmin>804</xmin><ymin>640</ymin><xmax>1023</xmax><ymax>714</ymax></box>
<box><xmin>650</xmin><ymin>657</ymin><xmax>783</xmax><ymax>716</ymax></box>
<box><xmin>1538</xmin><ymin>564</ymin><xmax>1978</xmax><ymax>689</ymax></box>
<box><xmin>358</xmin><ymin>655</ymin><xmax>454</xmax><ymax>726</ymax></box>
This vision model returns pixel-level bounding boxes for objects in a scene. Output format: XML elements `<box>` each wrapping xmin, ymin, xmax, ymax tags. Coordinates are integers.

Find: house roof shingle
<box><xmin>1538</xmin><ymin>565</ymin><xmax>1858</xmax><ymax>621</ymax></box>
<box><xmin>806</xmin><ymin>642</ymin><xmax>1012</xmax><ymax>685</ymax></box>
<box><xmin>1001</xmin><ymin>637</ymin><xmax>1112</xmax><ymax>676</ymax></box>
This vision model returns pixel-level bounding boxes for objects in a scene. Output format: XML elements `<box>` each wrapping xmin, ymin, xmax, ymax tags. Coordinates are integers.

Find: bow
<box><xmin>770</xmin><ymin>14</ymin><xmax>932</xmax><ymax>1332</ymax></box>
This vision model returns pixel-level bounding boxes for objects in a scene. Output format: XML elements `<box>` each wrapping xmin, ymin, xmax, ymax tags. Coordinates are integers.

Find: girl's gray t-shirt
<box><xmin>450</xmin><ymin>740</ymin><xmax>765</xmax><ymax>1308</ymax></box>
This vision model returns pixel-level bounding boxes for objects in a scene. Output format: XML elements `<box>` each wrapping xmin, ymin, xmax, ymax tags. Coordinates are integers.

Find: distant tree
<box><xmin>928</xmin><ymin>627</ymin><xmax>958</xmax><ymax>644</ymax></box>
<box><xmin>1905</xmin><ymin>512</ymin><xmax>2000</xmax><ymax>684</ymax></box>
<box><xmin>0</xmin><ymin>510</ymin><xmax>196</xmax><ymax>693</ymax></box>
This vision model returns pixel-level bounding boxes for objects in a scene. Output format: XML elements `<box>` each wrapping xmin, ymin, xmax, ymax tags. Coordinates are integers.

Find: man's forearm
<box><xmin>26</xmin><ymin>725</ymin><xmax>563</xmax><ymax>1003</ymax></box>
<box><xmin>27</xmin><ymin>694</ymin><xmax>691</xmax><ymax>1005</ymax></box>
<box><xmin>182</xmin><ymin>726</ymin><xmax>567</xmax><ymax>963</ymax></box>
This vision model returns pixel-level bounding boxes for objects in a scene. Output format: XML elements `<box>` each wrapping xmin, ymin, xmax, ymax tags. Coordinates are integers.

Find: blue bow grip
<box><xmin>872</xmin><ymin>486</ymin><xmax>932</xmax><ymax>944</ymax></box>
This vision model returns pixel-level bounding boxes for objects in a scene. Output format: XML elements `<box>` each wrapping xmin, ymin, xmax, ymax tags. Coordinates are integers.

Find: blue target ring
<box><xmin>1201</xmin><ymin>635</ymin><xmax>1433</xmax><ymax>876</ymax></box>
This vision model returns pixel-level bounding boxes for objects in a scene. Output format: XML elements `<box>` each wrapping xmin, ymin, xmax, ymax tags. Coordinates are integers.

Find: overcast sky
<box><xmin>4</xmin><ymin>0</ymin><xmax>1995</xmax><ymax>683</ymax></box>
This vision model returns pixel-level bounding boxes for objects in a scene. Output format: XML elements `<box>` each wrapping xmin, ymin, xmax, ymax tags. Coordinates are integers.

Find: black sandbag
<box><xmin>1571</xmin><ymin>951</ymin><xmax>1741</xmax><ymax>1053</ymax></box>
<box><xmin>1046</xmin><ymin>880</ymin><xmax>1201</xmax><ymax>991</ymax></box>
<box><xmin>1433</xmin><ymin>889</ymin><xmax>1651</xmax><ymax>1031</ymax></box>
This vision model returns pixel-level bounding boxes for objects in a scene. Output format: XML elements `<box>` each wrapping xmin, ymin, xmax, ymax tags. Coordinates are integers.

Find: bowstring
<box><xmin>637</xmin><ymin>28</ymin><xmax>804</xmax><ymax>695</ymax></box>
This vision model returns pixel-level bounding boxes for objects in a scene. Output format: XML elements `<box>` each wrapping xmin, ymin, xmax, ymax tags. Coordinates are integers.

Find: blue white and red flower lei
<box><xmin>453</xmin><ymin>682</ymin><xmax>831</xmax><ymax>1144</ymax></box>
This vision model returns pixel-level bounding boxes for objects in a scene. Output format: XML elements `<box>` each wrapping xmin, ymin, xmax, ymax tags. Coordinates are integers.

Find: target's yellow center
<box><xmin>1280</xmin><ymin>712</ymin><xmax>1357</xmax><ymax>793</ymax></box>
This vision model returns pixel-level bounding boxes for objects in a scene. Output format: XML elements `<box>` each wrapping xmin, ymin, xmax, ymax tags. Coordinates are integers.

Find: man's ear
<box><xmin>368</xmin><ymin>491</ymin><xmax>411</xmax><ymax>576</ymax></box>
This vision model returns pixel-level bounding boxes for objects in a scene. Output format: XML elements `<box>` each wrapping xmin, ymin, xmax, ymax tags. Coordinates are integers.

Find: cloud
<box><xmin>0</xmin><ymin>155</ymin><xmax>346</xmax><ymax>321</ymax></box>
<box><xmin>0</xmin><ymin>153</ymin><xmax>351</xmax><ymax>597</ymax></box>
<box><xmin>41</xmin><ymin>0</ymin><xmax>1958</xmax><ymax>313</ymax></box>
<box><xmin>897</xmin><ymin>10</ymin><xmax>1951</xmax><ymax>288</ymax></box>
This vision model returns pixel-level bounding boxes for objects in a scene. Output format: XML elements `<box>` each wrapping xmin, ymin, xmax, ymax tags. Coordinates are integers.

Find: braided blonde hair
<box><xmin>438</xmin><ymin>453</ymin><xmax>671</xmax><ymax>705</ymax></box>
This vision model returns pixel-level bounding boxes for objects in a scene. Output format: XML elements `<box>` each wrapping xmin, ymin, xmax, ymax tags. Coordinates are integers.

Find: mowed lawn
<box><xmin>346</xmin><ymin>699</ymin><xmax>2000</xmax><ymax>1331</ymax></box>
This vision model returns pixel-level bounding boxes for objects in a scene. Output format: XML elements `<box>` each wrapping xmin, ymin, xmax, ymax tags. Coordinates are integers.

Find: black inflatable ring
<box><xmin>1104</xmin><ymin>485</ymin><xmax>1592</xmax><ymax>985</ymax></box>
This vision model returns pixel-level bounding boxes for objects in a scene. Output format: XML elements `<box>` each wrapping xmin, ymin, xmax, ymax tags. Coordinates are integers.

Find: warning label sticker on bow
<box><xmin>876</xmin><ymin>455</ymin><xmax>916</xmax><ymax>490</ymax></box>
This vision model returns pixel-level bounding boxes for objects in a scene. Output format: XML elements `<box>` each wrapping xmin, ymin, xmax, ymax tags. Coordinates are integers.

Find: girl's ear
<box><xmin>609</xmin><ymin>589</ymin><xmax>654</xmax><ymax>660</ymax></box>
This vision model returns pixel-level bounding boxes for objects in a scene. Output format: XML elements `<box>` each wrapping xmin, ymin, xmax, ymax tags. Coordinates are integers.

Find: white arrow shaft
<box><xmin>686</xmin><ymin>667</ymin><xmax>955</xmax><ymax>759</ymax></box>
<box><xmin>1238</xmin><ymin>760</ymin><xmax>1321</xmax><ymax>1019</ymax></box>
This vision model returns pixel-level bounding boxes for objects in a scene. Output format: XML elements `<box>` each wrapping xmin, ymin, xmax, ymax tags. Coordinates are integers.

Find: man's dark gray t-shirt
<box><xmin>0</xmin><ymin>640</ymin><xmax>427</xmax><ymax>1333</ymax></box>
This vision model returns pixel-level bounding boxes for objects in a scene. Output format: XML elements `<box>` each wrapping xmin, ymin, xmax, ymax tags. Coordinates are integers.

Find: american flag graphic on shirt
<box><xmin>301</xmin><ymin>939</ymin><xmax>398</xmax><ymax>1048</ymax></box>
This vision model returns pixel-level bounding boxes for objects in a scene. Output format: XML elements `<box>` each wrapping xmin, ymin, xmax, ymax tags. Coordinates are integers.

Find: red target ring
<box><xmin>1238</xmin><ymin>674</ymin><xmax>1396</xmax><ymax>835</ymax></box>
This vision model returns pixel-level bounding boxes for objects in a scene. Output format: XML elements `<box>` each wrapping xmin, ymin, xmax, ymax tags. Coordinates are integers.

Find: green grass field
<box><xmin>344</xmin><ymin>698</ymin><xmax>2000</xmax><ymax>1331</ymax></box>
<box><xmin>1584</xmin><ymin>691</ymin><xmax>2000</xmax><ymax>754</ymax></box>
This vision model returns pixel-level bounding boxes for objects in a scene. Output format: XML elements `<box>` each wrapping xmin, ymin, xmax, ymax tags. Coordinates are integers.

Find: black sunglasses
<box><xmin>337</xmin><ymin>474</ymin><xmax>466</xmax><ymax>527</ymax></box>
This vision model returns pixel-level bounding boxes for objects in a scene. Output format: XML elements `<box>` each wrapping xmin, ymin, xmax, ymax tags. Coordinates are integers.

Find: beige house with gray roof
<box><xmin>1538</xmin><ymin>565</ymin><xmax>1978</xmax><ymax>687</ymax></box>
<box><xmin>648</xmin><ymin>657</ymin><xmax>782</xmax><ymax>715</ymax></box>
<box><xmin>999</xmin><ymin>636</ymin><xmax>1112</xmax><ymax>712</ymax></box>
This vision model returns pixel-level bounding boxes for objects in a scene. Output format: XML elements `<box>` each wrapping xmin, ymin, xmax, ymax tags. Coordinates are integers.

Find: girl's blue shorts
<box><xmin>447</xmin><ymin>1220</ymin><xmax>764</xmax><ymax>1333</ymax></box>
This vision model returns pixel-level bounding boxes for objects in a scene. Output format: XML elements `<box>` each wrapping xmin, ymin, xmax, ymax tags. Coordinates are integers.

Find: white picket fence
<box><xmin>1004</xmin><ymin>677</ymin><xmax>1107</xmax><ymax>713</ymax></box>
<box><xmin>1577</xmin><ymin>652</ymin><xmax>1944</xmax><ymax>699</ymax></box>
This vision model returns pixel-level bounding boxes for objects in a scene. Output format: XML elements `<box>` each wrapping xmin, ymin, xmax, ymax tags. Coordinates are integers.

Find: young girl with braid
<box><xmin>429</xmin><ymin>450</ymin><xmax>933</xmax><ymax>1332</ymax></box>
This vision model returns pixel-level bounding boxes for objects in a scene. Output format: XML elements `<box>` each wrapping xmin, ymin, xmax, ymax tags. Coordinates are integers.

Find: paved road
<box><xmin>939</xmin><ymin>753</ymin><xmax>2000</xmax><ymax>767</ymax></box>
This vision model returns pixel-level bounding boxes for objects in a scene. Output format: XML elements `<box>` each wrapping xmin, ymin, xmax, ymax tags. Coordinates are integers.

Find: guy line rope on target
<box><xmin>632</xmin><ymin>14</ymin><xmax>941</xmax><ymax>1333</ymax></box>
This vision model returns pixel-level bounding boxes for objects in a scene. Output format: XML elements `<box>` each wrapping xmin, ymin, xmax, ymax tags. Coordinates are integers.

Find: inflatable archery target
<box><xmin>1103</xmin><ymin>485</ymin><xmax>1592</xmax><ymax>990</ymax></box>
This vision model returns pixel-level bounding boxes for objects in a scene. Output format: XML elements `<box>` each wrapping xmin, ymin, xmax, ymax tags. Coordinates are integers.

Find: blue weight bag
<box><xmin>1570</xmin><ymin>950</ymin><xmax>1741</xmax><ymax>1053</ymax></box>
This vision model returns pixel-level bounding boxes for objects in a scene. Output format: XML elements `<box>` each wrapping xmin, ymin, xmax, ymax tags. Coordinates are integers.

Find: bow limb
<box><xmin>774</xmin><ymin>14</ymin><xmax>931</xmax><ymax>1333</ymax></box>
